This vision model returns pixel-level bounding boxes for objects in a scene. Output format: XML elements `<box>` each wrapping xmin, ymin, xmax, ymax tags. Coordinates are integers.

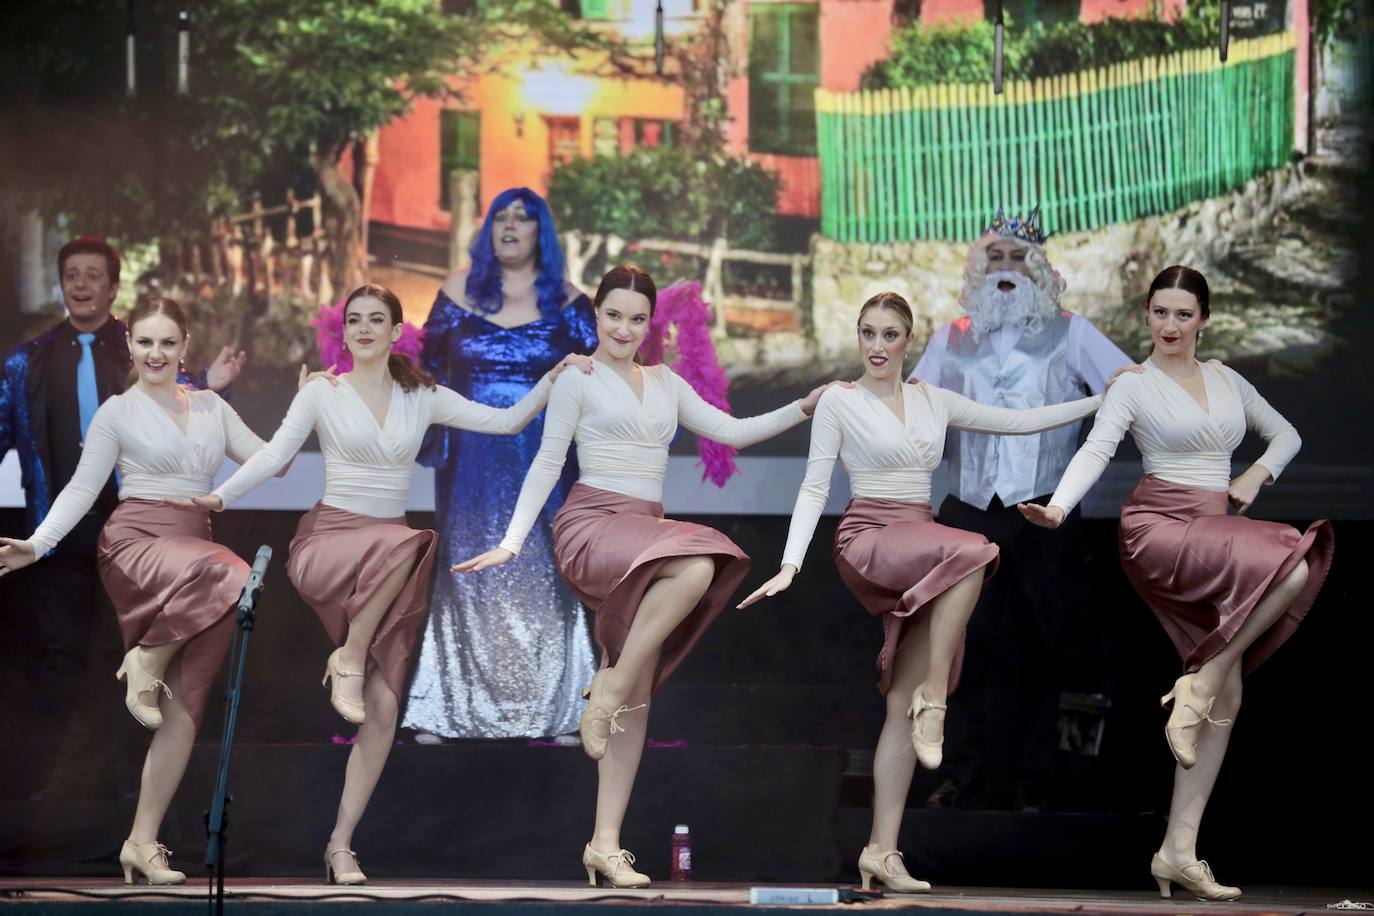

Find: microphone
<box><xmin>237</xmin><ymin>545</ymin><xmax>272</xmax><ymax>612</ymax></box>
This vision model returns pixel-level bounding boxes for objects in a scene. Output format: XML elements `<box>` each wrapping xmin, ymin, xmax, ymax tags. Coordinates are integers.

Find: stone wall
<box><xmin>806</xmin><ymin>165</ymin><xmax>1308</xmax><ymax>362</ymax></box>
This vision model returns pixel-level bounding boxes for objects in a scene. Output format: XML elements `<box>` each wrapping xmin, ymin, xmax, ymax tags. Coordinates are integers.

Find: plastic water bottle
<box><xmin>670</xmin><ymin>824</ymin><xmax>692</xmax><ymax>881</ymax></box>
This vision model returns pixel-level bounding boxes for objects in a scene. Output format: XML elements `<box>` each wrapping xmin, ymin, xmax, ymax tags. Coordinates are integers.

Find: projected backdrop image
<box><xmin>2</xmin><ymin>0</ymin><xmax>1369</xmax><ymax>491</ymax></box>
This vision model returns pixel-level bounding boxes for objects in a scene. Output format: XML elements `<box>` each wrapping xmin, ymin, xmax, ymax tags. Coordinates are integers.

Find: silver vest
<box><xmin>939</xmin><ymin>312</ymin><xmax>1085</xmax><ymax>509</ymax></box>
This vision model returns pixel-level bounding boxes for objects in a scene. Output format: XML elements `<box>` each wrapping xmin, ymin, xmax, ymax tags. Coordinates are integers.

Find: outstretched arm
<box><xmin>938</xmin><ymin>386</ymin><xmax>1102</xmax><ymax>436</ymax></box>
<box><xmin>1019</xmin><ymin>379</ymin><xmax>1138</xmax><ymax>527</ymax></box>
<box><xmin>737</xmin><ymin>393</ymin><xmax>843</xmax><ymax>608</ymax></box>
<box><xmin>5</xmin><ymin>405</ymin><xmax>121</xmax><ymax>564</ymax></box>
<box><xmin>451</xmin><ymin>371</ymin><xmax>584</xmax><ymax>571</ymax></box>
<box><xmin>205</xmin><ymin>382</ymin><xmax>321</xmax><ymax>509</ymax></box>
<box><xmin>429</xmin><ymin>354</ymin><xmax>593</xmax><ymax>435</ymax></box>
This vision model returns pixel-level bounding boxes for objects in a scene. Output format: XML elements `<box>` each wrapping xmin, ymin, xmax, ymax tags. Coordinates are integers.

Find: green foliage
<box><xmin>0</xmin><ymin>0</ymin><xmax>613</xmax><ymax>245</ymax></box>
<box><xmin>547</xmin><ymin>146</ymin><xmax>781</xmax><ymax>250</ymax></box>
<box><xmin>862</xmin><ymin>13</ymin><xmax>1218</xmax><ymax>87</ymax></box>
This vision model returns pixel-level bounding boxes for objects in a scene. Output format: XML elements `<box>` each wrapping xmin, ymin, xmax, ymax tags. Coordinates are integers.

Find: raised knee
<box><xmin>1284</xmin><ymin>558</ymin><xmax>1309</xmax><ymax>594</ymax></box>
<box><xmin>678</xmin><ymin>557</ymin><xmax>716</xmax><ymax>594</ymax></box>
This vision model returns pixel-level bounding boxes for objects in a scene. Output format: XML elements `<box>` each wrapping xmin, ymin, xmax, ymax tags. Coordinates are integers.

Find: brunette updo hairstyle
<box><xmin>124</xmin><ymin>296</ymin><xmax>191</xmax><ymax>385</ymax></box>
<box><xmin>857</xmin><ymin>291</ymin><xmax>915</xmax><ymax>337</ymax></box>
<box><xmin>593</xmin><ymin>264</ymin><xmax>657</xmax><ymax>315</ymax></box>
<box><xmin>342</xmin><ymin>284</ymin><xmax>436</xmax><ymax>392</ymax></box>
<box><xmin>1145</xmin><ymin>266</ymin><xmax>1211</xmax><ymax>319</ymax></box>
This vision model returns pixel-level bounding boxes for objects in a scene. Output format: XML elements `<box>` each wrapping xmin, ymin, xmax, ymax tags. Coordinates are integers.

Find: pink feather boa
<box><xmin>640</xmin><ymin>281</ymin><xmax>739</xmax><ymax>487</ymax></box>
<box><xmin>311</xmin><ymin>300</ymin><xmax>426</xmax><ymax>373</ymax></box>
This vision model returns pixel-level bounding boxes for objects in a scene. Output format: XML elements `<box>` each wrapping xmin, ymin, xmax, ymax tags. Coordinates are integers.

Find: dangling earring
<box><xmin>1197</xmin><ymin>326</ymin><xmax>1206</xmax><ymax>342</ymax></box>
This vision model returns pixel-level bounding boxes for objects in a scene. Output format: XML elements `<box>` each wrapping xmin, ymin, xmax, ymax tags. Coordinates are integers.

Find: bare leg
<box><xmin>865</xmin><ymin>616</ymin><xmax>931</xmax><ymax>877</ymax></box>
<box><xmin>916</xmin><ymin>568</ymin><xmax>986</xmax><ymax>738</ymax></box>
<box><xmin>327</xmin><ymin>671</ymin><xmax>399</xmax><ymax>856</ymax></box>
<box><xmin>137</xmin><ymin>640</ymin><xmax>185</xmax><ymax>680</ymax></box>
<box><xmin>589</xmin><ymin>555</ymin><xmax>715</xmax><ymax>854</ymax></box>
<box><xmin>590</xmin><ymin>656</ymin><xmax>657</xmax><ymax>854</ymax></box>
<box><xmin>1190</xmin><ymin>560</ymin><xmax>1309</xmax><ymax>699</ymax></box>
<box><xmin>338</xmin><ymin>556</ymin><xmax>419</xmax><ymax>673</ymax></box>
<box><xmin>332</xmin><ymin>554</ymin><xmax>417</xmax><ymax>714</ymax></box>
<box><xmin>601</xmin><ymin>556</ymin><xmax>716</xmax><ymax>703</ymax></box>
<box><xmin>128</xmin><ymin>657</ymin><xmax>195</xmax><ymax>844</ymax></box>
<box><xmin>1158</xmin><ymin>665</ymin><xmax>1241</xmax><ymax>866</ymax></box>
<box><xmin>1156</xmin><ymin>559</ymin><xmax>1310</xmax><ymax>867</ymax></box>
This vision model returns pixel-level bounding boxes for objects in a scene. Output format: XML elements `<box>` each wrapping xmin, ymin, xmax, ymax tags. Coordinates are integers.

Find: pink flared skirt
<box><xmin>97</xmin><ymin>499</ymin><xmax>246</xmax><ymax>727</ymax></box>
<box><xmin>552</xmin><ymin>482</ymin><xmax>750</xmax><ymax>693</ymax></box>
<box><xmin>286</xmin><ymin>503</ymin><xmax>437</xmax><ymax>700</ymax></box>
<box><xmin>1118</xmin><ymin>475</ymin><xmax>1333</xmax><ymax>674</ymax></box>
<box><xmin>834</xmin><ymin>498</ymin><xmax>1001</xmax><ymax>695</ymax></box>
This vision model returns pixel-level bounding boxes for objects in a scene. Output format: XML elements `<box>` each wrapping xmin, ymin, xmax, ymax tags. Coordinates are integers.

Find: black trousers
<box><xmin>936</xmin><ymin>493</ymin><xmax>1087</xmax><ymax>805</ymax></box>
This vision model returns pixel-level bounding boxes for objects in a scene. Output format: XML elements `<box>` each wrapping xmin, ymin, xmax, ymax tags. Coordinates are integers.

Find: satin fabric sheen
<box><xmin>97</xmin><ymin>499</ymin><xmax>245</xmax><ymax>726</ymax></box>
<box><xmin>552</xmin><ymin>482</ymin><xmax>751</xmax><ymax>694</ymax></box>
<box><xmin>834</xmin><ymin>498</ymin><xmax>1000</xmax><ymax>695</ymax></box>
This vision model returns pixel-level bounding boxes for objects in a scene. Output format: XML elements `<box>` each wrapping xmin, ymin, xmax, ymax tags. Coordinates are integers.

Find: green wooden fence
<box><xmin>817</xmin><ymin>32</ymin><xmax>1296</xmax><ymax>243</ymax></box>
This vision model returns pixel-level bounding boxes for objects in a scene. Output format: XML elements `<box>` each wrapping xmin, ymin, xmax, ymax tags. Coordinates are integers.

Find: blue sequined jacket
<box><xmin>0</xmin><ymin>318</ymin><xmax>202</xmax><ymax>536</ymax></box>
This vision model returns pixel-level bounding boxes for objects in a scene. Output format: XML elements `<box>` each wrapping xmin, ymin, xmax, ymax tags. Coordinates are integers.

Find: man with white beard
<box><xmin>908</xmin><ymin>207</ymin><xmax>1131</xmax><ymax>810</ymax></box>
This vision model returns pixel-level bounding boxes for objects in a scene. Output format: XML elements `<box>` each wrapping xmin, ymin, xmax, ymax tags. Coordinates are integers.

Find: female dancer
<box><xmin>739</xmin><ymin>292</ymin><xmax>1103</xmax><ymax>893</ymax></box>
<box><xmin>456</xmin><ymin>265</ymin><xmax>842</xmax><ymax>888</ymax></box>
<box><xmin>0</xmin><ymin>297</ymin><xmax>267</xmax><ymax>885</ymax></box>
<box><xmin>193</xmin><ymin>284</ymin><xmax>592</xmax><ymax>885</ymax></box>
<box><xmin>408</xmin><ymin>187</ymin><xmax>599</xmax><ymax>741</ymax></box>
<box><xmin>1019</xmin><ymin>266</ymin><xmax>1332</xmax><ymax>901</ymax></box>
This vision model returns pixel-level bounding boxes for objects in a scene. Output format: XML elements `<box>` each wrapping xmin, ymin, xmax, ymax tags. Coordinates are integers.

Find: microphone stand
<box><xmin>204</xmin><ymin>545</ymin><xmax>272</xmax><ymax>916</ymax></box>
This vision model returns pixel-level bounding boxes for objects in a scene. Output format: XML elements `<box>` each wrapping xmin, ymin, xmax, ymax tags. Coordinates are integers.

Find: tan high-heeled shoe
<box><xmin>582</xmin><ymin>843</ymin><xmax>650</xmax><ymax>888</ymax></box>
<box><xmin>1150</xmin><ymin>854</ymin><xmax>1241</xmax><ymax>901</ymax></box>
<box><xmin>119</xmin><ymin>840</ymin><xmax>186</xmax><ymax>885</ymax></box>
<box><xmin>857</xmin><ymin>846</ymin><xmax>931</xmax><ymax>894</ymax></box>
<box><xmin>1160</xmin><ymin>674</ymin><xmax>1231</xmax><ymax>769</ymax></box>
<box><xmin>322</xmin><ymin>649</ymin><xmax>365</xmax><ymax>725</ymax></box>
<box><xmin>907</xmin><ymin>687</ymin><xmax>946</xmax><ymax>770</ymax></box>
<box><xmin>579</xmin><ymin>670</ymin><xmax>645</xmax><ymax>761</ymax></box>
<box><xmin>115</xmin><ymin>647</ymin><xmax>171</xmax><ymax>730</ymax></box>
<box><xmin>325</xmin><ymin>846</ymin><xmax>367</xmax><ymax>885</ymax></box>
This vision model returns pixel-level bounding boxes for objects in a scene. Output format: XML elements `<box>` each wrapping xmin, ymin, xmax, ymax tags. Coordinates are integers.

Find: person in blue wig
<box><xmin>404</xmin><ymin>187</ymin><xmax>599</xmax><ymax>740</ymax></box>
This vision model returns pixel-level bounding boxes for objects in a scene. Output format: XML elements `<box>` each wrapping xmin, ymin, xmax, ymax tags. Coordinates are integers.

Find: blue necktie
<box><xmin>76</xmin><ymin>332</ymin><xmax>98</xmax><ymax>443</ymax></box>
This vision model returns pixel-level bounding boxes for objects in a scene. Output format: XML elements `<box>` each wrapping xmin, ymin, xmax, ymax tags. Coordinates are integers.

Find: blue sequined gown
<box><xmin>403</xmin><ymin>290</ymin><xmax>600</xmax><ymax>738</ymax></box>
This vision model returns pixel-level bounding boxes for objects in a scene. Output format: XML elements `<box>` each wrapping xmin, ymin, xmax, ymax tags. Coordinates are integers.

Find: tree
<box><xmin>194</xmin><ymin>0</ymin><xmax>615</xmax><ymax>291</ymax></box>
<box><xmin>0</xmin><ymin>0</ymin><xmax>618</xmax><ymax>293</ymax></box>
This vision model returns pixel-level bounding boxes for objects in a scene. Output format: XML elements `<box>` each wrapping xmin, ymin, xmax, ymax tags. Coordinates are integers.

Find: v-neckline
<box><xmin>340</xmin><ymin>376</ymin><xmax>395</xmax><ymax>432</ymax></box>
<box><xmin>598</xmin><ymin>361</ymin><xmax>647</xmax><ymax>407</ymax></box>
<box><xmin>1149</xmin><ymin>358</ymin><xmax>1212</xmax><ymax>417</ymax></box>
<box><xmin>133</xmin><ymin>385</ymin><xmax>192</xmax><ymax>440</ymax></box>
<box><xmin>859</xmin><ymin>382</ymin><xmax>907</xmax><ymax>429</ymax></box>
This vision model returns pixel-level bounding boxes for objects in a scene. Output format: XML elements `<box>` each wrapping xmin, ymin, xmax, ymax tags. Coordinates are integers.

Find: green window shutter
<box><xmin>748</xmin><ymin>3</ymin><xmax>819</xmax><ymax>156</ymax></box>
<box><xmin>440</xmin><ymin>110</ymin><xmax>481</xmax><ymax>212</ymax></box>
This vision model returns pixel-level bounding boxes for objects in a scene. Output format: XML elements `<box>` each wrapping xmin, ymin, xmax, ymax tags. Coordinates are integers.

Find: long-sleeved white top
<box><xmin>781</xmin><ymin>382</ymin><xmax>1102</xmax><ymax>570</ymax></box>
<box><xmin>499</xmin><ymin>361</ymin><xmax>808</xmax><ymax>554</ymax></box>
<box><xmin>26</xmin><ymin>387</ymin><xmax>265</xmax><ymax>555</ymax></box>
<box><xmin>1048</xmin><ymin>358</ymin><xmax>1301</xmax><ymax>515</ymax></box>
<box><xmin>213</xmin><ymin>375</ymin><xmax>554</xmax><ymax>518</ymax></box>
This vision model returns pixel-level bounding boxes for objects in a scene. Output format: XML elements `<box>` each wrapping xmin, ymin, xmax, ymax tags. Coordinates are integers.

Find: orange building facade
<box><xmin>369</xmin><ymin>0</ymin><xmax>1177</xmax><ymax>251</ymax></box>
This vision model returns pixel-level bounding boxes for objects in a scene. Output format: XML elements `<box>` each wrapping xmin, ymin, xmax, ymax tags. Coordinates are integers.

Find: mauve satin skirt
<box><xmin>97</xmin><ymin>499</ymin><xmax>245</xmax><ymax>727</ymax></box>
<box><xmin>834</xmin><ymin>498</ymin><xmax>1000</xmax><ymax>695</ymax></box>
<box><xmin>286</xmin><ymin>503</ymin><xmax>437</xmax><ymax>700</ymax></box>
<box><xmin>552</xmin><ymin>482</ymin><xmax>750</xmax><ymax>693</ymax></box>
<box><xmin>1119</xmin><ymin>475</ymin><xmax>1334</xmax><ymax>674</ymax></box>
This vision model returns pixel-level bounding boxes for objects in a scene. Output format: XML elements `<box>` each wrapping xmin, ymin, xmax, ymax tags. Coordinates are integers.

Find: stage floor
<box><xmin>1</xmin><ymin>879</ymin><xmax>1367</xmax><ymax>913</ymax></box>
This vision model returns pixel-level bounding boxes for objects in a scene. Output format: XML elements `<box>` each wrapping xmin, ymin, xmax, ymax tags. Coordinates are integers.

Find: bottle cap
<box><xmin>674</xmin><ymin>824</ymin><xmax>689</xmax><ymax>834</ymax></box>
